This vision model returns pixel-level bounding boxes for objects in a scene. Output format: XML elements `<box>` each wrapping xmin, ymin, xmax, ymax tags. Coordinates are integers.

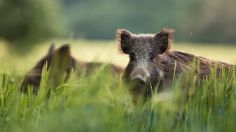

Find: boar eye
<box><xmin>129</xmin><ymin>52</ymin><xmax>136</xmax><ymax>60</ymax></box>
<box><xmin>149</xmin><ymin>53</ymin><xmax>155</xmax><ymax>61</ymax></box>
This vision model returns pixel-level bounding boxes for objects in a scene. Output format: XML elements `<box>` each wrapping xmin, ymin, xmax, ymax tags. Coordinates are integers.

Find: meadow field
<box><xmin>1</xmin><ymin>40</ymin><xmax>236</xmax><ymax>73</ymax></box>
<box><xmin>0</xmin><ymin>40</ymin><xmax>236</xmax><ymax>132</ymax></box>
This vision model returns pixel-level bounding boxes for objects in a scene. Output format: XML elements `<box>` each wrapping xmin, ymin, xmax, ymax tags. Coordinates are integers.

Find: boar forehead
<box><xmin>131</xmin><ymin>35</ymin><xmax>154</xmax><ymax>60</ymax></box>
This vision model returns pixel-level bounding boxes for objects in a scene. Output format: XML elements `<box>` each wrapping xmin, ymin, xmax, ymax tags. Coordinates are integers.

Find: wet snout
<box><xmin>130</xmin><ymin>67</ymin><xmax>150</xmax><ymax>85</ymax></box>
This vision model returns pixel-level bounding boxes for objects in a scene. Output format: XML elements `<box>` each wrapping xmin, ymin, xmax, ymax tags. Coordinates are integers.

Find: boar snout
<box><xmin>130</xmin><ymin>67</ymin><xmax>150</xmax><ymax>85</ymax></box>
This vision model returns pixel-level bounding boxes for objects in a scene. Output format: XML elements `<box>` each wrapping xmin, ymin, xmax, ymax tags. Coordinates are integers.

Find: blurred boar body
<box><xmin>21</xmin><ymin>44</ymin><xmax>123</xmax><ymax>94</ymax></box>
<box><xmin>116</xmin><ymin>28</ymin><xmax>232</xmax><ymax>100</ymax></box>
<box><xmin>82</xmin><ymin>62</ymin><xmax>123</xmax><ymax>75</ymax></box>
<box><xmin>21</xmin><ymin>44</ymin><xmax>77</xmax><ymax>94</ymax></box>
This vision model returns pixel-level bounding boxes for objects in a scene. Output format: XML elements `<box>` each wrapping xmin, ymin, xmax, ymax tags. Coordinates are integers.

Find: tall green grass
<box><xmin>0</xmin><ymin>41</ymin><xmax>236</xmax><ymax>131</ymax></box>
<box><xmin>0</xmin><ymin>63</ymin><xmax>235</xmax><ymax>132</ymax></box>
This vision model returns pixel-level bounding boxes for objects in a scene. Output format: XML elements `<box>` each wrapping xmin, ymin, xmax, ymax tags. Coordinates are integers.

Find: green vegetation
<box><xmin>0</xmin><ymin>0</ymin><xmax>66</xmax><ymax>49</ymax></box>
<box><xmin>0</xmin><ymin>41</ymin><xmax>236</xmax><ymax>132</ymax></box>
<box><xmin>62</xmin><ymin>0</ymin><xmax>236</xmax><ymax>43</ymax></box>
<box><xmin>1</xmin><ymin>0</ymin><xmax>235</xmax><ymax>52</ymax></box>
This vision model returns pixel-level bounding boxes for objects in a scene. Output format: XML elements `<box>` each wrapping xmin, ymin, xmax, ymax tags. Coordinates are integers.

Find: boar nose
<box><xmin>130</xmin><ymin>69</ymin><xmax>150</xmax><ymax>84</ymax></box>
<box><xmin>131</xmin><ymin>76</ymin><xmax>147</xmax><ymax>86</ymax></box>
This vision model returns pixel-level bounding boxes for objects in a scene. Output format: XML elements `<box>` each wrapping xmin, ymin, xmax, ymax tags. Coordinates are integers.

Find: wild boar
<box><xmin>21</xmin><ymin>44</ymin><xmax>123</xmax><ymax>94</ymax></box>
<box><xmin>20</xmin><ymin>44</ymin><xmax>77</xmax><ymax>94</ymax></box>
<box><xmin>116</xmin><ymin>28</ymin><xmax>233</xmax><ymax>100</ymax></box>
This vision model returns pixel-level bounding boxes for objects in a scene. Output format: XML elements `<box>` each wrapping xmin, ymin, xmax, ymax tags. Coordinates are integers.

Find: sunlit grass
<box><xmin>0</xmin><ymin>62</ymin><xmax>235</xmax><ymax>132</ymax></box>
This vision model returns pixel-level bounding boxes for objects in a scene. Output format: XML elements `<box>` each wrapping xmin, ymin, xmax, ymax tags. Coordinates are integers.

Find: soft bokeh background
<box><xmin>0</xmin><ymin>0</ymin><xmax>236</xmax><ymax>73</ymax></box>
<box><xmin>1</xmin><ymin>1</ymin><xmax>236</xmax><ymax>131</ymax></box>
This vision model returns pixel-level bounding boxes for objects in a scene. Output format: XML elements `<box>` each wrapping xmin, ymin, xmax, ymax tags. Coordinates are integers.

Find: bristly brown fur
<box><xmin>117</xmin><ymin>28</ymin><xmax>233</xmax><ymax>102</ymax></box>
<box><xmin>116</xmin><ymin>28</ymin><xmax>175</xmax><ymax>54</ymax></box>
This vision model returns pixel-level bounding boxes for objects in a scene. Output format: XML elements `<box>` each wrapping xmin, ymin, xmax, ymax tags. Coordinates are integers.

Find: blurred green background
<box><xmin>0</xmin><ymin>2</ymin><xmax>236</xmax><ymax>131</ymax></box>
<box><xmin>0</xmin><ymin>0</ymin><xmax>235</xmax><ymax>50</ymax></box>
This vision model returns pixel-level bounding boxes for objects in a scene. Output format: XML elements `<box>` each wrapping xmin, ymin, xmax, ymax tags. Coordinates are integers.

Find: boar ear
<box><xmin>116</xmin><ymin>29</ymin><xmax>132</xmax><ymax>54</ymax></box>
<box><xmin>48</xmin><ymin>43</ymin><xmax>56</xmax><ymax>54</ymax></box>
<box><xmin>153</xmin><ymin>28</ymin><xmax>175</xmax><ymax>53</ymax></box>
<box><xmin>58</xmin><ymin>44</ymin><xmax>71</xmax><ymax>56</ymax></box>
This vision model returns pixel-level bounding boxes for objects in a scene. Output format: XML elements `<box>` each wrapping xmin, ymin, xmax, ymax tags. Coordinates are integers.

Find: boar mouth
<box><xmin>131</xmin><ymin>78</ymin><xmax>146</xmax><ymax>86</ymax></box>
<box><xmin>130</xmin><ymin>82</ymin><xmax>154</xmax><ymax>99</ymax></box>
<box><xmin>129</xmin><ymin>78</ymin><xmax>152</xmax><ymax>91</ymax></box>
